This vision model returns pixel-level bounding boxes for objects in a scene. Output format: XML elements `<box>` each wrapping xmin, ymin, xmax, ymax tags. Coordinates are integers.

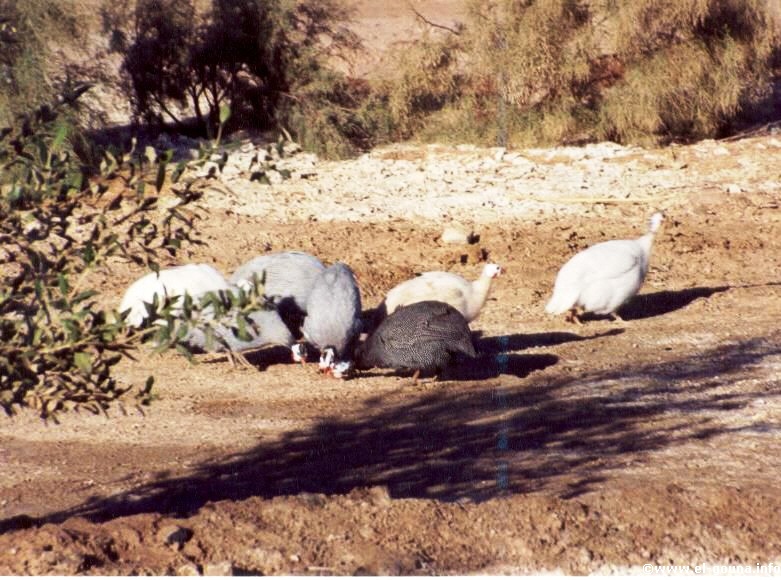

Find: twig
<box><xmin>405</xmin><ymin>1</ymin><xmax>461</xmax><ymax>35</ymax></box>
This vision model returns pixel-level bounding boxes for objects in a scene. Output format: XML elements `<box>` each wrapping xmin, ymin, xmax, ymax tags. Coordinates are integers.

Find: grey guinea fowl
<box><xmin>355</xmin><ymin>300</ymin><xmax>477</xmax><ymax>382</ymax></box>
<box><xmin>185</xmin><ymin>308</ymin><xmax>294</xmax><ymax>358</ymax></box>
<box><xmin>229</xmin><ymin>251</ymin><xmax>325</xmax><ymax>338</ymax></box>
<box><xmin>300</xmin><ymin>262</ymin><xmax>362</xmax><ymax>374</ymax></box>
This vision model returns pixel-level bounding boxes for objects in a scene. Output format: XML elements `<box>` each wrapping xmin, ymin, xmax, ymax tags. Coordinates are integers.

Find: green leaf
<box><xmin>219</xmin><ymin>104</ymin><xmax>231</xmax><ymax>125</ymax></box>
<box><xmin>175</xmin><ymin>343</ymin><xmax>194</xmax><ymax>361</ymax></box>
<box><xmin>57</xmin><ymin>273</ymin><xmax>69</xmax><ymax>296</ymax></box>
<box><xmin>74</xmin><ymin>352</ymin><xmax>93</xmax><ymax>375</ymax></box>
<box><xmin>52</xmin><ymin>123</ymin><xmax>68</xmax><ymax>152</ymax></box>
<box><xmin>72</xmin><ymin>290</ymin><xmax>99</xmax><ymax>304</ymax></box>
<box><xmin>155</xmin><ymin>160</ymin><xmax>167</xmax><ymax>192</ymax></box>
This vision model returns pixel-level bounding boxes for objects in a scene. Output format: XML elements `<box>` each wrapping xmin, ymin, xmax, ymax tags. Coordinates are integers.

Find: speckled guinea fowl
<box><xmin>299</xmin><ymin>262</ymin><xmax>362</xmax><ymax>373</ymax></box>
<box><xmin>229</xmin><ymin>251</ymin><xmax>325</xmax><ymax>338</ymax></box>
<box><xmin>355</xmin><ymin>300</ymin><xmax>477</xmax><ymax>381</ymax></box>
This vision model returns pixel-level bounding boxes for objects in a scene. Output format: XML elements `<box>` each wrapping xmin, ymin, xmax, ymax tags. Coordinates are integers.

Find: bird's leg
<box><xmin>565</xmin><ymin>307</ymin><xmax>583</xmax><ymax>325</ymax></box>
<box><xmin>227</xmin><ymin>350</ymin><xmax>254</xmax><ymax>369</ymax></box>
<box><xmin>610</xmin><ymin>312</ymin><xmax>626</xmax><ymax>323</ymax></box>
<box><xmin>410</xmin><ymin>369</ymin><xmax>421</xmax><ymax>385</ymax></box>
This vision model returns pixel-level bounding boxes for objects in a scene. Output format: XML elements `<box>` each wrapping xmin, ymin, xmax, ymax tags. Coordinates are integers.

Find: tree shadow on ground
<box><xmin>4</xmin><ymin>332</ymin><xmax>781</xmax><ymax>531</ymax></box>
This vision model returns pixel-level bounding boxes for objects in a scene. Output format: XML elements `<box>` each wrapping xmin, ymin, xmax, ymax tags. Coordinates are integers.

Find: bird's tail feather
<box><xmin>545</xmin><ymin>287</ymin><xmax>578</xmax><ymax>315</ymax></box>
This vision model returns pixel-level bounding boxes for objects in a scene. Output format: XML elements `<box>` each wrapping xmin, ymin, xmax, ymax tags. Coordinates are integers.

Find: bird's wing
<box><xmin>568</xmin><ymin>240</ymin><xmax>643</xmax><ymax>282</ymax></box>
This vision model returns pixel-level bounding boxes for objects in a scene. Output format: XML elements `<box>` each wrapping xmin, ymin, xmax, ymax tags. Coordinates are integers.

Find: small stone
<box><xmin>441</xmin><ymin>226</ymin><xmax>471</xmax><ymax>245</ymax></box>
<box><xmin>176</xmin><ymin>563</ymin><xmax>201</xmax><ymax>576</ymax></box>
<box><xmin>366</xmin><ymin>485</ymin><xmax>392</xmax><ymax>507</ymax></box>
<box><xmin>203</xmin><ymin>561</ymin><xmax>233</xmax><ymax>576</ymax></box>
<box><xmin>725</xmin><ymin>183</ymin><xmax>742</xmax><ymax>194</ymax></box>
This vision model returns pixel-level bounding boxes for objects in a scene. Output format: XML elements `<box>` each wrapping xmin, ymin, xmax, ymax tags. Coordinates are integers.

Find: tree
<box><xmin>118</xmin><ymin>0</ymin><xmax>362</xmax><ymax>137</ymax></box>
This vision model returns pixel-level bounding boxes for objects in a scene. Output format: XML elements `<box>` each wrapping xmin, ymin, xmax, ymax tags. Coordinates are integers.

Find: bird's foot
<box><xmin>227</xmin><ymin>351</ymin><xmax>254</xmax><ymax>370</ymax></box>
<box><xmin>565</xmin><ymin>308</ymin><xmax>583</xmax><ymax>325</ymax></box>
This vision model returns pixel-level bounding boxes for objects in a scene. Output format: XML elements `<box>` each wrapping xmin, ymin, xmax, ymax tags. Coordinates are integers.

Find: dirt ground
<box><xmin>3</xmin><ymin>1</ymin><xmax>781</xmax><ymax>576</ymax></box>
<box><xmin>1</xmin><ymin>127</ymin><xmax>781</xmax><ymax>574</ymax></box>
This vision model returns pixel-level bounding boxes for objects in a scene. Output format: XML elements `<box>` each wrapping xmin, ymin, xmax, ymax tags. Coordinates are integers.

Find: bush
<box><xmin>383</xmin><ymin>0</ymin><xmax>780</xmax><ymax>146</ymax></box>
<box><xmin>0</xmin><ymin>88</ymin><xmax>265</xmax><ymax>420</ymax></box>
<box><xmin>110</xmin><ymin>0</ymin><xmax>375</xmax><ymax>156</ymax></box>
<box><xmin>0</xmin><ymin>0</ymin><xmax>81</xmax><ymax>126</ymax></box>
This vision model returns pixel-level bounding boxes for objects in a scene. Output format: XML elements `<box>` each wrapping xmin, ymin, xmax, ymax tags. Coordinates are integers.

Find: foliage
<box><xmin>0</xmin><ymin>0</ymin><xmax>81</xmax><ymax>126</ymax></box>
<box><xmin>110</xmin><ymin>0</ymin><xmax>373</xmax><ymax>156</ymax></box>
<box><xmin>0</xmin><ymin>88</ymin><xmax>270</xmax><ymax>420</ymax></box>
<box><xmin>382</xmin><ymin>0</ymin><xmax>780</xmax><ymax>146</ymax></box>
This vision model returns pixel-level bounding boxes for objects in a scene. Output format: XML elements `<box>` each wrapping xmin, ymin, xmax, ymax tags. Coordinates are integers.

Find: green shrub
<box><xmin>0</xmin><ymin>89</ymin><xmax>270</xmax><ymax>420</ymax></box>
<box><xmin>0</xmin><ymin>0</ymin><xmax>81</xmax><ymax>126</ymax></box>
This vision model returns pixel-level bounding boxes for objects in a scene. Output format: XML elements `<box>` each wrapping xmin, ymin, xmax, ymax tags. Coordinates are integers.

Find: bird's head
<box><xmin>319</xmin><ymin>347</ymin><xmax>336</xmax><ymax>373</ymax></box>
<box><xmin>649</xmin><ymin>212</ymin><xmax>664</xmax><ymax>234</ymax></box>
<box><xmin>483</xmin><ymin>263</ymin><xmax>503</xmax><ymax>278</ymax></box>
<box><xmin>291</xmin><ymin>342</ymin><xmax>308</xmax><ymax>363</ymax></box>
<box><xmin>330</xmin><ymin>360</ymin><xmax>354</xmax><ymax>380</ymax></box>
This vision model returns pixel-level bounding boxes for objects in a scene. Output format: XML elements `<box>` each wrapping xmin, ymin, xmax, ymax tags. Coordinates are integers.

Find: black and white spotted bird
<box><xmin>354</xmin><ymin>300</ymin><xmax>477</xmax><ymax>382</ymax></box>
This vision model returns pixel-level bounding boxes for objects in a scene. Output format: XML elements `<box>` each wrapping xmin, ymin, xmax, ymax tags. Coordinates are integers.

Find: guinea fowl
<box><xmin>355</xmin><ymin>300</ymin><xmax>477</xmax><ymax>383</ymax></box>
<box><xmin>119</xmin><ymin>264</ymin><xmax>232</xmax><ymax>328</ymax></box>
<box><xmin>545</xmin><ymin>212</ymin><xmax>664</xmax><ymax>323</ymax></box>
<box><xmin>229</xmin><ymin>251</ymin><xmax>325</xmax><ymax>338</ymax></box>
<box><xmin>381</xmin><ymin>263</ymin><xmax>502</xmax><ymax>323</ymax></box>
<box><xmin>119</xmin><ymin>263</ymin><xmax>294</xmax><ymax>365</ymax></box>
<box><xmin>298</xmin><ymin>262</ymin><xmax>362</xmax><ymax>375</ymax></box>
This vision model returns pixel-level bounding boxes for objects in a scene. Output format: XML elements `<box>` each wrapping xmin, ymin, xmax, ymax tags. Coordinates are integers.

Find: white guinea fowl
<box><xmin>119</xmin><ymin>264</ymin><xmax>232</xmax><ymax>327</ymax></box>
<box><xmin>382</xmin><ymin>263</ymin><xmax>502</xmax><ymax>323</ymax></box>
<box><xmin>118</xmin><ymin>264</ymin><xmax>294</xmax><ymax>364</ymax></box>
<box><xmin>545</xmin><ymin>212</ymin><xmax>664</xmax><ymax>323</ymax></box>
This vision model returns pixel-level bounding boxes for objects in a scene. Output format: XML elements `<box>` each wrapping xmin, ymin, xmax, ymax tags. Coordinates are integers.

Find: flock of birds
<box><xmin>119</xmin><ymin>212</ymin><xmax>664</xmax><ymax>381</ymax></box>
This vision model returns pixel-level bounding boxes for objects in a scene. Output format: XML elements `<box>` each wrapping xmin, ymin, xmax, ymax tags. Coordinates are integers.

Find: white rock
<box><xmin>441</xmin><ymin>226</ymin><xmax>471</xmax><ymax>245</ymax></box>
<box><xmin>725</xmin><ymin>183</ymin><xmax>742</xmax><ymax>194</ymax></box>
<box><xmin>203</xmin><ymin>561</ymin><xmax>233</xmax><ymax>576</ymax></box>
<box><xmin>176</xmin><ymin>563</ymin><xmax>201</xmax><ymax>576</ymax></box>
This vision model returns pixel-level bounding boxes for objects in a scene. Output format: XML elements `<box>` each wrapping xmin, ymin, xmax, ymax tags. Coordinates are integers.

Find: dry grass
<box><xmin>381</xmin><ymin>0</ymin><xmax>780</xmax><ymax>147</ymax></box>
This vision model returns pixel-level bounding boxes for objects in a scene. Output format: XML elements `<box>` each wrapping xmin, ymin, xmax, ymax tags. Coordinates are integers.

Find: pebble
<box><xmin>203</xmin><ymin>561</ymin><xmax>234</xmax><ymax>576</ymax></box>
<box><xmin>176</xmin><ymin>563</ymin><xmax>201</xmax><ymax>576</ymax></box>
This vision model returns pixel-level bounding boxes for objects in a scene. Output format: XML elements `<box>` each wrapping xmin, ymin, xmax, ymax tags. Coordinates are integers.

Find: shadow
<box><xmin>476</xmin><ymin>329</ymin><xmax>624</xmax><ymax>354</ymax></box>
<box><xmin>194</xmin><ymin>345</ymin><xmax>296</xmax><ymax>370</ymax></box>
<box><xmin>354</xmin><ymin>353</ymin><xmax>559</xmax><ymax>382</ymax></box>
<box><xmin>619</xmin><ymin>286</ymin><xmax>731</xmax><ymax>320</ymax></box>
<box><xmin>361</xmin><ymin>304</ymin><xmax>387</xmax><ymax>336</ymax></box>
<box><xmin>4</xmin><ymin>332</ymin><xmax>781</xmax><ymax>533</ymax></box>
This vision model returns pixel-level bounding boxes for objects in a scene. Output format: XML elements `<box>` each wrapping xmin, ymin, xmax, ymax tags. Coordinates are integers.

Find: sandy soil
<box><xmin>1</xmin><ymin>127</ymin><xmax>781</xmax><ymax>574</ymax></box>
<box><xmin>2</xmin><ymin>1</ymin><xmax>781</xmax><ymax>575</ymax></box>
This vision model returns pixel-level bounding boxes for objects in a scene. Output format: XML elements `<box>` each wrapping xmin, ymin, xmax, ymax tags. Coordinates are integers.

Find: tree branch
<box><xmin>405</xmin><ymin>1</ymin><xmax>461</xmax><ymax>35</ymax></box>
